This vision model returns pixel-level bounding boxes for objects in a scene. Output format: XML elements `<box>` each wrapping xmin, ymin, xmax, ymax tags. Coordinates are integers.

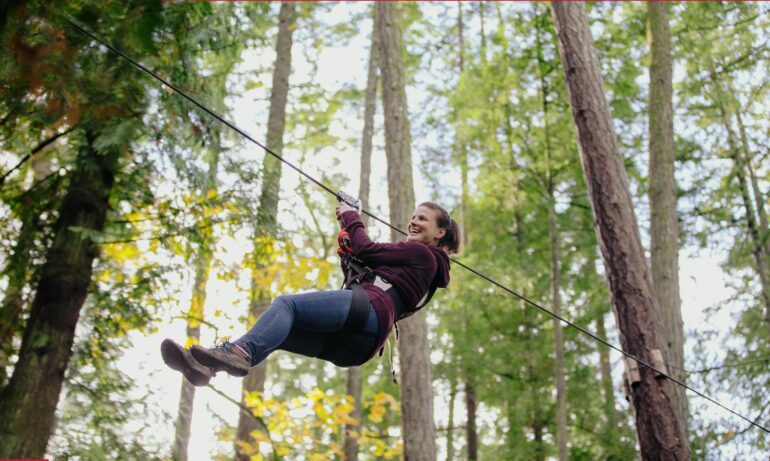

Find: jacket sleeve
<box><xmin>340</xmin><ymin>210</ymin><xmax>430</xmax><ymax>267</ymax></box>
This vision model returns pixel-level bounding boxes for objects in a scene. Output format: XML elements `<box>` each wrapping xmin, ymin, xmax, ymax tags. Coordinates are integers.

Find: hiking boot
<box><xmin>161</xmin><ymin>339</ymin><xmax>213</xmax><ymax>387</ymax></box>
<box><xmin>190</xmin><ymin>341</ymin><xmax>250</xmax><ymax>377</ymax></box>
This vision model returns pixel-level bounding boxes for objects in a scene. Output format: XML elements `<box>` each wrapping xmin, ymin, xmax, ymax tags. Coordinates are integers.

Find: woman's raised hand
<box><xmin>336</xmin><ymin>202</ymin><xmax>356</xmax><ymax>228</ymax></box>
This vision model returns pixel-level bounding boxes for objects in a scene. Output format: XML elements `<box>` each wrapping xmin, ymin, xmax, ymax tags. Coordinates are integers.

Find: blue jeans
<box><xmin>233</xmin><ymin>290</ymin><xmax>378</xmax><ymax>366</ymax></box>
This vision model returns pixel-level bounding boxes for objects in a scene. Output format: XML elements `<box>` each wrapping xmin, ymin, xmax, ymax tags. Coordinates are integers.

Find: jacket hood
<box><xmin>428</xmin><ymin>245</ymin><xmax>451</xmax><ymax>288</ymax></box>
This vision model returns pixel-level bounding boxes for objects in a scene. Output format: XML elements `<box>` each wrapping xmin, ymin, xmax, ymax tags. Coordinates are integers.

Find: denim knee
<box><xmin>271</xmin><ymin>295</ymin><xmax>295</xmax><ymax>313</ymax></box>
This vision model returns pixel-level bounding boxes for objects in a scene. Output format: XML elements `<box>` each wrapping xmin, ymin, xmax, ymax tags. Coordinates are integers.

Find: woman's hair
<box><xmin>418</xmin><ymin>201</ymin><xmax>461</xmax><ymax>255</ymax></box>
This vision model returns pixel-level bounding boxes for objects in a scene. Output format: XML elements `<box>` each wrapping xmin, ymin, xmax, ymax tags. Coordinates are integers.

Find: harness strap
<box><xmin>317</xmin><ymin>283</ymin><xmax>373</xmax><ymax>366</ymax></box>
<box><xmin>342</xmin><ymin>283</ymin><xmax>370</xmax><ymax>333</ymax></box>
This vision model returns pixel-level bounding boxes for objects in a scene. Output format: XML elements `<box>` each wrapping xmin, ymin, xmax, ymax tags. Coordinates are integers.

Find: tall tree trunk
<box><xmin>550</xmin><ymin>3</ymin><xmax>690</xmax><ymax>459</ymax></box>
<box><xmin>0</xmin><ymin>153</ymin><xmax>51</xmax><ymax>387</ymax></box>
<box><xmin>376</xmin><ymin>3</ymin><xmax>436</xmax><ymax>460</ymax></box>
<box><xmin>344</xmin><ymin>366</ymin><xmax>363</xmax><ymax>460</ymax></box>
<box><xmin>464</xmin><ymin>383</ymin><xmax>478</xmax><ymax>461</ymax></box>
<box><xmin>344</xmin><ymin>9</ymin><xmax>378</xmax><ymax>460</ymax></box>
<box><xmin>548</xmin><ymin>188</ymin><xmax>568</xmax><ymax>461</ymax></box>
<box><xmin>710</xmin><ymin>71</ymin><xmax>770</xmax><ymax>323</ymax></box>
<box><xmin>172</xmin><ymin>147</ymin><xmax>219</xmax><ymax>461</ymax></box>
<box><xmin>595</xmin><ymin>314</ymin><xmax>617</xmax><ymax>436</ymax></box>
<box><xmin>0</xmin><ymin>128</ymin><xmax>121</xmax><ymax>458</ymax></box>
<box><xmin>235</xmin><ymin>3</ymin><xmax>295</xmax><ymax>459</ymax></box>
<box><xmin>537</xmin><ymin>14</ymin><xmax>568</xmax><ymax>459</ymax></box>
<box><xmin>234</xmin><ymin>288</ymin><xmax>269</xmax><ymax>461</ymax></box>
<box><xmin>456</xmin><ymin>5</ymin><xmax>477</xmax><ymax>459</ymax></box>
<box><xmin>734</xmin><ymin>106</ymin><xmax>770</xmax><ymax>324</ymax></box>
<box><xmin>445</xmin><ymin>375</ymin><xmax>456</xmax><ymax>461</ymax></box>
<box><xmin>647</xmin><ymin>1</ymin><xmax>689</xmax><ymax>442</ymax></box>
<box><xmin>734</xmin><ymin>108</ymin><xmax>769</xmax><ymax>260</ymax></box>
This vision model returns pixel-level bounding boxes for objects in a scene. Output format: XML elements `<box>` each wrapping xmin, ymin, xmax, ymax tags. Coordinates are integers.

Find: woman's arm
<box><xmin>339</xmin><ymin>210</ymin><xmax>430</xmax><ymax>266</ymax></box>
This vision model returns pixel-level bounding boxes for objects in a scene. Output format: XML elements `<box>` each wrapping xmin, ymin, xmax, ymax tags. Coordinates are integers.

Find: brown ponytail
<box><xmin>418</xmin><ymin>201</ymin><xmax>462</xmax><ymax>255</ymax></box>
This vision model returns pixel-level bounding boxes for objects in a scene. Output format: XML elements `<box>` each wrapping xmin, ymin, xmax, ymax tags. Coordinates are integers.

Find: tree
<box><xmin>539</xmin><ymin>13</ymin><xmax>568</xmax><ymax>459</ymax></box>
<box><xmin>376</xmin><ymin>2</ymin><xmax>437</xmax><ymax>459</ymax></box>
<box><xmin>344</xmin><ymin>6</ymin><xmax>378</xmax><ymax>460</ymax></box>
<box><xmin>235</xmin><ymin>3</ymin><xmax>296</xmax><ymax>459</ymax></box>
<box><xmin>550</xmin><ymin>2</ymin><xmax>690</xmax><ymax>459</ymax></box>
<box><xmin>0</xmin><ymin>152</ymin><xmax>56</xmax><ymax>387</ymax></box>
<box><xmin>172</xmin><ymin>146</ymin><xmax>219</xmax><ymax>461</ymax></box>
<box><xmin>0</xmin><ymin>126</ymin><xmax>124</xmax><ymax>458</ymax></box>
<box><xmin>647</xmin><ymin>1</ymin><xmax>689</xmax><ymax>442</ymax></box>
<box><xmin>0</xmin><ymin>3</ymin><xmax>164</xmax><ymax>455</ymax></box>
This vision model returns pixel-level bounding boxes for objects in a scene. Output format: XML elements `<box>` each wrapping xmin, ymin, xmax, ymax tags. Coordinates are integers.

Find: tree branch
<box><xmin>0</xmin><ymin>127</ymin><xmax>75</xmax><ymax>187</ymax></box>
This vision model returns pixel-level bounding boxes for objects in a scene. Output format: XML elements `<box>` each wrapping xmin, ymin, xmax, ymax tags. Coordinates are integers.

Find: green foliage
<box><xmin>1</xmin><ymin>1</ymin><xmax>769</xmax><ymax>459</ymax></box>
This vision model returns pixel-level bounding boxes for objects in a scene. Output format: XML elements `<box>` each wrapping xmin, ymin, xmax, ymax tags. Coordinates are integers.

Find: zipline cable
<box><xmin>66</xmin><ymin>18</ymin><xmax>769</xmax><ymax>434</ymax></box>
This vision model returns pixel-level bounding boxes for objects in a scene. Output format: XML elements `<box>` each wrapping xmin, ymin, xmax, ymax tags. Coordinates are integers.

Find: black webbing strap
<box><xmin>343</xmin><ymin>283</ymin><xmax>370</xmax><ymax>333</ymax></box>
<box><xmin>317</xmin><ymin>282</ymin><xmax>372</xmax><ymax>365</ymax></box>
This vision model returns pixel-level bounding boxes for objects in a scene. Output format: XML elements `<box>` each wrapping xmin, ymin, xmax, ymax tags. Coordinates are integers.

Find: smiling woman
<box><xmin>161</xmin><ymin>201</ymin><xmax>461</xmax><ymax>386</ymax></box>
<box><xmin>408</xmin><ymin>202</ymin><xmax>461</xmax><ymax>254</ymax></box>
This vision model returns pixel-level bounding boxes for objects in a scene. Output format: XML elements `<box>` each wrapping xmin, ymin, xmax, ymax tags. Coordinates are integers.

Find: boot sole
<box><xmin>190</xmin><ymin>346</ymin><xmax>249</xmax><ymax>377</ymax></box>
<box><xmin>161</xmin><ymin>339</ymin><xmax>212</xmax><ymax>387</ymax></box>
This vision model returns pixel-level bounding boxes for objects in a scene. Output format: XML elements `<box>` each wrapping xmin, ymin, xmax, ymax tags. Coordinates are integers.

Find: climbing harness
<box><xmin>66</xmin><ymin>19</ymin><xmax>769</xmax><ymax>434</ymax></box>
<box><xmin>335</xmin><ymin>201</ymin><xmax>438</xmax><ymax>383</ymax></box>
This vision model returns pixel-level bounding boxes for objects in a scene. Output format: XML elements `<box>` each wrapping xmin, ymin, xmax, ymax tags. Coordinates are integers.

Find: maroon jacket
<box><xmin>340</xmin><ymin>210</ymin><xmax>451</xmax><ymax>359</ymax></box>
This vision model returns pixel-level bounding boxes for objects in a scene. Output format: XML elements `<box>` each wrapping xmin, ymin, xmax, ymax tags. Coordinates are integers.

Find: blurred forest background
<box><xmin>0</xmin><ymin>1</ymin><xmax>768</xmax><ymax>460</ymax></box>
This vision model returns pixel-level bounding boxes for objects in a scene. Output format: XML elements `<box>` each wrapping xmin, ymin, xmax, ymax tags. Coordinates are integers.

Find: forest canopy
<box><xmin>0</xmin><ymin>1</ymin><xmax>768</xmax><ymax>460</ymax></box>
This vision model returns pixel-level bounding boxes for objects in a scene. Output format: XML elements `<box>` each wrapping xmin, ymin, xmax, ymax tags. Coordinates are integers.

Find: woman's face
<box><xmin>407</xmin><ymin>205</ymin><xmax>446</xmax><ymax>246</ymax></box>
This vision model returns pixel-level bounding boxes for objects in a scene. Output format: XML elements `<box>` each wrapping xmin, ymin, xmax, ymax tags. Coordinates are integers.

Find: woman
<box><xmin>161</xmin><ymin>201</ymin><xmax>460</xmax><ymax>386</ymax></box>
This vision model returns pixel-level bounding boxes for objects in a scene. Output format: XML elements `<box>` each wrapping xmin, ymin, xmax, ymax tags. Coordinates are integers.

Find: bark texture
<box><xmin>344</xmin><ymin>11</ymin><xmax>378</xmax><ymax>460</ymax></box>
<box><xmin>550</xmin><ymin>3</ymin><xmax>690</xmax><ymax>459</ymax></box>
<box><xmin>376</xmin><ymin>3</ymin><xmax>436</xmax><ymax>460</ymax></box>
<box><xmin>235</xmin><ymin>3</ymin><xmax>295</xmax><ymax>459</ymax></box>
<box><xmin>647</xmin><ymin>2</ymin><xmax>689</xmax><ymax>442</ymax></box>
<box><xmin>0</xmin><ymin>129</ymin><xmax>121</xmax><ymax>458</ymax></box>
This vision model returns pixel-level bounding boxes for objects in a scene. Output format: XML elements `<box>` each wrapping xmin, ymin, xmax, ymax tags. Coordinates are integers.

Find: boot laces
<box><xmin>211</xmin><ymin>338</ymin><xmax>236</xmax><ymax>352</ymax></box>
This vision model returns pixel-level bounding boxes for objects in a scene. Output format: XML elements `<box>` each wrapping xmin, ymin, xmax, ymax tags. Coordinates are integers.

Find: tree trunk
<box><xmin>596</xmin><ymin>315</ymin><xmax>617</xmax><ymax>435</ymax></box>
<box><xmin>234</xmin><ymin>296</ymin><xmax>268</xmax><ymax>461</ymax></box>
<box><xmin>538</xmin><ymin>15</ymin><xmax>568</xmax><ymax>459</ymax></box>
<box><xmin>445</xmin><ymin>375</ymin><xmax>456</xmax><ymax>461</ymax></box>
<box><xmin>464</xmin><ymin>383</ymin><xmax>477</xmax><ymax>461</ymax></box>
<box><xmin>734</xmin><ymin>107</ymin><xmax>770</xmax><ymax>261</ymax></box>
<box><xmin>734</xmin><ymin>106</ymin><xmax>770</xmax><ymax>324</ymax></box>
<box><xmin>172</xmin><ymin>147</ymin><xmax>219</xmax><ymax>461</ymax></box>
<box><xmin>550</xmin><ymin>3</ymin><xmax>690</xmax><ymax>459</ymax></box>
<box><xmin>344</xmin><ymin>9</ymin><xmax>378</xmax><ymax>460</ymax></box>
<box><xmin>548</xmin><ymin>190</ymin><xmax>568</xmax><ymax>461</ymax></box>
<box><xmin>0</xmin><ymin>153</ymin><xmax>51</xmax><ymax>387</ymax></box>
<box><xmin>515</xmin><ymin>207</ymin><xmax>545</xmax><ymax>461</ymax></box>
<box><xmin>647</xmin><ymin>1</ymin><xmax>689</xmax><ymax>442</ymax></box>
<box><xmin>235</xmin><ymin>3</ymin><xmax>295</xmax><ymax>459</ymax></box>
<box><xmin>710</xmin><ymin>71</ymin><xmax>770</xmax><ymax>323</ymax></box>
<box><xmin>456</xmin><ymin>5</ymin><xmax>477</xmax><ymax>460</ymax></box>
<box><xmin>344</xmin><ymin>366</ymin><xmax>363</xmax><ymax>460</ymax></box>
<box><xmin>478</xmin><ymin>2</ymin><xmax>487</xmax><ymax>65</ymax></box>
<box><xmin>376</xmin><ymin>3</ymin><xmax>436</xmax><ymax>460</ymax></box>
<box><xmin>0</xmin><ymin>129</ymin><xmax>121</xmax><ymax>458</ymax></box>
